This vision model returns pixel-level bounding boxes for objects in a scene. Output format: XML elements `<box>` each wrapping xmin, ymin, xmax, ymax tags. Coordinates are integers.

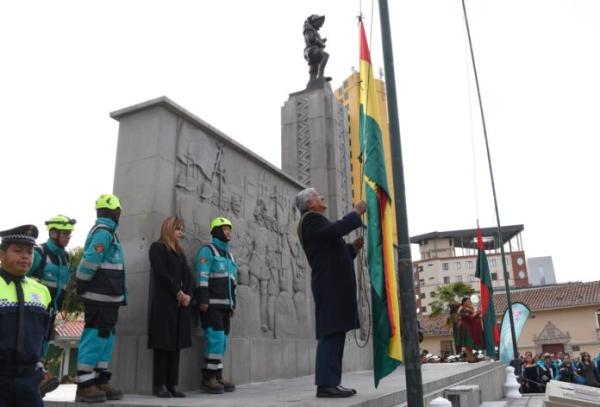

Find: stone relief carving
<box><xmin>534</xmin><ymin>321</ymin><xmax>570</xmax><ymax>343</ymax></box>
<box><xmin>296</xmin><ymin>96</ymin><xmax>311</xmax><ymax>185</ymax></box>
<box><xmin>175</xmin><ymin>127</ymin><xmax>308</xmax><ymax>339</ymax></box>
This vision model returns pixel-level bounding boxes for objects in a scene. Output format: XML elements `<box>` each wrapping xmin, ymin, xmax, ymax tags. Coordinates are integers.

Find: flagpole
<box><xmin>377</xmin><ymin>1</ymin><xmax>424</xmax><ymax>406</ymax></box>
<box><xmin>460</xmin><ymin>0</ymin><xmax>519</xmax><ymax>363</ymax></box>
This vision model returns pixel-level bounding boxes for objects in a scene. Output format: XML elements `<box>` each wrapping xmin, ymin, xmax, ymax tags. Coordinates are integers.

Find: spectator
<box><xmin>520</xmin><ymin>352</ymin><xmax>542</xmax><ymax>393</ymax></box>
<box><xmin>575</xmin><ymin>352</ymin><xmax>600</xmax><ymax>387</ymax></box>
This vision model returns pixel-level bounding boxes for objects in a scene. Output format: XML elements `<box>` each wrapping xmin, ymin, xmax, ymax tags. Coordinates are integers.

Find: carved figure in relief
<box><xmin>247</xmin><ymin>224</ymin><xmax>270</xmax><ymax>332</ymax></box>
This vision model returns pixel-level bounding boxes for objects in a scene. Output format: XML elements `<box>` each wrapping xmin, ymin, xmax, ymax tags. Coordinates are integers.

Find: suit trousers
<box><xmin>315</xmin><ymin>332</ymin><xmax>346</xmax><ymax>387</ymax></box>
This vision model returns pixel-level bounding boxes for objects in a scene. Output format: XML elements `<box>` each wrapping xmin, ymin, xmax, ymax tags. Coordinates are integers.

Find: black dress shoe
<box><xmin>167</xmin><ymin>386</ymin><xmax>186</xmax><ymax>398</ymax></box>
<box><xmin>338</xmin><ymin>385</ymin><xmax>357</xmax><ymax>394</ymax></box>
<box><xmin>154</xmin><ymin>385</ymin><xmax>171</xmax><ymax>398</ymax></box>
<box><xmin>316</xmin><ymin>386</ymin><xmax>354</xmax><ymax>398</ymax></box>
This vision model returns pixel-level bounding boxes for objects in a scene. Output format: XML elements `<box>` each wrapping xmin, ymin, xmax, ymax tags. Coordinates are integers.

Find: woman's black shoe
<box><xmin>154</xmin><ymin>385</ymin><xmax>171</xmax><ymax>398</ymax></box>
<box><xmin>167</xmin><ymin>386</ymin><xmax>186</xmax><ymax>398</ymax></box>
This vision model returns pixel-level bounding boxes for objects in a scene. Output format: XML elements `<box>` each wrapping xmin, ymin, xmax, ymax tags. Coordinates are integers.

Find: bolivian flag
<box><xmin>359</xmin><ymin>20</ymin><xmax>402</xmax><ymax>387</ymax></box>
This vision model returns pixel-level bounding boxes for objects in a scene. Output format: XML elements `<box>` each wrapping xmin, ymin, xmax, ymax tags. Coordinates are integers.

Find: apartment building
<box><xmin>411</xmin><ymin>225</ymin><xmax>529</xmax><ymax>314</ymax></box>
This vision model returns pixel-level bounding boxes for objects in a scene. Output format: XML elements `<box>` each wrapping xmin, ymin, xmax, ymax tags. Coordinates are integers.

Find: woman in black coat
<box><xmin>148</xmin><ymin>216</ymin><xmax>192</xmax><ymax>398</ymax></box>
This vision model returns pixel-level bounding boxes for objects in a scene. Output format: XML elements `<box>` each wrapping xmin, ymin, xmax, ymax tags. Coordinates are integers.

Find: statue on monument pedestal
<box><xmin>303</xmin><ymin>14</ymin><xmax>331</xmax><ymax>86</ymax></box>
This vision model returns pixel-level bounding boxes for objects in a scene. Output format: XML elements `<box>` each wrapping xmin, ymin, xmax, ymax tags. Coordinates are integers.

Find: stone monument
<box><xmin>108</xmin><ymin>92</ymin><xmax>369</xmax><ymax>394</ymax></box>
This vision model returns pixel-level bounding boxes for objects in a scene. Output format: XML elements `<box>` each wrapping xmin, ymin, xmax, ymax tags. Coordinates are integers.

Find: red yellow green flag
<box><xmin>359</xmin><ymin>19</ymin><xmax>402</xmax><ymax>387</ymax></box>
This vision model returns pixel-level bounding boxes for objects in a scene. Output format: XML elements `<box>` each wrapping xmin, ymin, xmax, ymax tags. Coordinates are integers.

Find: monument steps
<box><xmin>44</xmin><ymin>362</ymin><xmax>506</xmax><ymax>407</ymax></box>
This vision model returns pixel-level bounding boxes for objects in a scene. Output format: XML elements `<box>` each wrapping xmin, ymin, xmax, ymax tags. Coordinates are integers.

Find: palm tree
<box><xmin>429</xmin><ymin>282</ymin><xmax>475</xmax><ymax>354</ymax></box>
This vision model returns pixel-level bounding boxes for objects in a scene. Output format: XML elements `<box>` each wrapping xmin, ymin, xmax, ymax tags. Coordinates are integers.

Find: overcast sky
<box><xmin>1</xmin><ymin>1</ymin><xmax>598</xmax><ymax>284</ymax></box>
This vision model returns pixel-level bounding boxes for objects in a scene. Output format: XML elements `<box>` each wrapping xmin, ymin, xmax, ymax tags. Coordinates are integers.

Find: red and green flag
<box><xmin>359</xmin><ymin>20</ymin><xmax>402</xmax><ymax>387</ymax></box>
<box><xmin>474</xmin><ymin>225</ymin><xmax>500</xmax><ymax>359</ymax></box>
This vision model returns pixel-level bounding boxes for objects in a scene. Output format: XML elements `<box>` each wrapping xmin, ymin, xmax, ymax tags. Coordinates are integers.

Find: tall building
<box><xmin>334</xmin><ymin>73</ymin><xmax>398</xmax><ymax>241</ymax></box>
<box><xmin>411</xmin><ymin>225</ymin><xmax>529</xmax><ymax>314</ymax></box>
<box><xmin>527</xmin><ymin>256</ymin><xmax>557</xmax><ymax>286</ymax></box>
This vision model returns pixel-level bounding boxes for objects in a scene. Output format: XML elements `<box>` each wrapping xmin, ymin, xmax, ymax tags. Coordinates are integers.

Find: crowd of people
<box><xmin>518</xmin><ymin>351</ymin><xmax>600</xmax><ymax>393</ymax></box>
<box><xmin>0</xmin><ymin>188</ymin><xmax>369</xmax><ymax>405</ymax></box>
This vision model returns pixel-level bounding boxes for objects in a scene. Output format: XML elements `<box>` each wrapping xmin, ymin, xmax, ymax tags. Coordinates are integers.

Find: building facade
<box><xmin>420</xmin><ymin>281</ymin><xmax>600</xmax><ymax>358</ymax></box>
<box><xmin>527</xmin><ymin>256</ymin><xmax>557</xmax><ymax>286</ymax></box>
<box><xmin>411</xmin><ymin>225</ymin><xmax>529</xmax><ymax>314</ymax></box>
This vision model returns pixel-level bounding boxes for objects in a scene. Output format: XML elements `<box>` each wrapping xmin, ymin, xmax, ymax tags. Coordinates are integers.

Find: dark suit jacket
<box><xmin>298</xmin><ymin>210</ymin><xmax>362</xmax><ymax>339</ymax></box>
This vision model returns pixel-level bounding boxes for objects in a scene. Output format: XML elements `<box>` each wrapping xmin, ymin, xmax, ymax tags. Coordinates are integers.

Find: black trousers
<box><xmin>315</xmin><ymin>332</ymin><xmax>346</xmax><ymax>387</ymax></box>
<box><xmin>153</xmin><ymin>349</ymin><xmax>180</xmax><ymax>387</ymax></box>
<box><xmin>0</xmin><ymin>371</ymin><xmax>44</xmax><ymax>407</ymax></box>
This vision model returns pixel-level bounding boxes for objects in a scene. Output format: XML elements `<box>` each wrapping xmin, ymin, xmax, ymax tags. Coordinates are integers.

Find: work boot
<box><xmin>97</xmin><ymin>382</ymin><xmax>124</xmax><ymax>400</ymax></box>
<box><xmin>39</xmin><ymin>372</ymin><xmax>60</xmax><ymax>397</ymax></box>
<box><xmin>216</xmin><ymin>373</ymin><xmax>235</xmax><ymax>392</ymax></box>
<box><xmin>202</xmin><ymin>374</ymin><xmax>224</xmax><ymax>394</ymax></box>
<box><xmin>75</xmin><ymin>384</ymin><xmax>107</xmax><ymax>403</ymax></box>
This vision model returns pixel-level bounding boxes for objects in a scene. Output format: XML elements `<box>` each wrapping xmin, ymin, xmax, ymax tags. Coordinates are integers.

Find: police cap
<box><xmin>0</xmin><ymin>224</ymin><xmax>38</xmax><ymax>247</ymax></box>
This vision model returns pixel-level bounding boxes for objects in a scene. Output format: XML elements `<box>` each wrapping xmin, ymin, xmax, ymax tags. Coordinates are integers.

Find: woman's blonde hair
<box><xmin>159</xmin><ymin>216</ymin><xmax>184</xmax><ymax>254</ymax></box>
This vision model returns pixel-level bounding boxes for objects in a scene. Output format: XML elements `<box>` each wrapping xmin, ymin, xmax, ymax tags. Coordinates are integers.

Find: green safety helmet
<box><xmin>45</xmin><ymin>215</ymin><xmax>76</xmax><ymax>231</ymax></box>
<box><xmin>95</xmin><ymin>194</ymin><xmax>122</xmax><ymax>211</ymax></box>
<box><xmin>209</xmin><ymin>217</ymin><xmax>233</xmax><ymax>232</ymax></box>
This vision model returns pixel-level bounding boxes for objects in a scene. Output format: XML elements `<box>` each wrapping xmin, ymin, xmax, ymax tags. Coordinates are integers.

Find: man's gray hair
<box><xmin>295</xmin><ymin>188</ymin><xmax>317</xmax><ymax>212</ymax></box>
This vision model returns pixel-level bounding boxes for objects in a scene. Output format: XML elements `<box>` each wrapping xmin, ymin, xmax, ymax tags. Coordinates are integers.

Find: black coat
<box><xmin>299</xmin><ymin>210</ymin><xmax>362</xmax><ymax>339</ymax></box>
<box><xmin>147</xmin><ymin>241</ymin><xmax>192</xmax><ymax>351</ymax></box>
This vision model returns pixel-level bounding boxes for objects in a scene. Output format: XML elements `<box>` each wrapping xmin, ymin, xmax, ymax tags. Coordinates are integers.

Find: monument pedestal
<box><xmin>281</xmin><ymin>83</ymin><xmax>353</xmax><ymax>219</ymax></box>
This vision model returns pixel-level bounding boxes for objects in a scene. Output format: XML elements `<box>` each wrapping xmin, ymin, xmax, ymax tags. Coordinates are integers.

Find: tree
<box><xmin>429</xmin><ymin>282</ymin><xmax>475</xmax><ymax>354</ymax></box>
<box><xmin>429</xmin><ymin>282</ymin><xmax>476</xmax><ymax>318</ymax></box>
<box><xmin>60</xmin><ymin>246</ymin><xmax>84</xmax><ymax>319</ymax></box>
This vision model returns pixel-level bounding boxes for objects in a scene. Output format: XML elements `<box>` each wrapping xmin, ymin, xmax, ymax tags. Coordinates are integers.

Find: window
<box><xmin>419</xmin><ymin>292</ymin><xmax>426</xmax><ymax>299</ymax></box>
<box><xmin>417</xmin><ymin>266</ymin><xmax>423</xmax><ymax>272</ymax></box>
<box><xmin>492</xmin><ymin>273</ymin><xmax>498</xmax><ymax>280</ymax></box>
<box><xmin>466</xmin><ymin>261</ymin><xmax>473</xmax><ymax>269</ymax></box>
<box><xmin>596</xmin><ymin>310</ymin><xmax>600</xmax><ymax>328</ymax></box>
<box><xmin>443</xmin><ymin>276</ymin><xmax>450</xmax><ymax>284</ymax></box>
<box><xmin>419</xmin><ymin>279</ymin><xmax>425</xmax><ymax>287</ymax></box>
<box><xmin>420</xmin><ymin>306</ymin><xmax>427</xmax><ymax>313</ymax></box>
<box><xmin>456</xmin><ymin>275</ymin><xmax>462</xmax><ymax>282</ymax></box>
<box><xmin>490</xmin><ymin>258</ymin><xmax>497</xmax><ymax>267</ymax></box>
<box><xmin>572</xmin><ymin>345</ymin><xmax>581</xmax><ymax>352</ymax></box>
<box><xmin>442</xmin><ymin>263</ymin><xmax>449</xmax><ymax>271</ymax></box>
<box><xmin>468</xmin><ymin>274</ymin><xmax>476</xmax><ymax>282</ymax></box>
<box><xmin>430</xmin><ymin>291</ymin><xmax>436</xmax><ymax>298</ymax></box>
<box><xmin>440</xmin><ymin>340</ymin><xmax>454</xmax><ymax>353</ymax></box>
<box><xmin>455</xmin><ymin>262</ymin><xmax>461</xmax><ymax>270</ymax></box>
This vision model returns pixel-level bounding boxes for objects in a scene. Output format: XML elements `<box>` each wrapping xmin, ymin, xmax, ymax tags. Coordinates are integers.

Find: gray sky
<box><xmin>1</xmin><ymin>1</ymin><xmax>598</xmax><ymax>283</ymax></box>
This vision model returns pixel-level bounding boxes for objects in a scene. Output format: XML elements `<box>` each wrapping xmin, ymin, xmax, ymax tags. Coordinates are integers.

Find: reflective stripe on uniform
<box><xmin>209</xmin><ymin>272</ymin><xmax>229</xmax><ymax>278</ymax></box>
<box><xmin>77</xmin><ymin>364</ymin><xmax>96</xmax><ymax>374</ymax></box>
<box><xmin>100</xmin><ymin>263</ymin><xmax>124</xmax><ymax>270</ymax></box>
<box><xmin>97</xmin><ymin>361</ymin><xmax>109</xmax><ymax>369</ymax></box>
<box><xmin>206</xmin><ymin>353</ymin><xmax>222</xmax><ymax>360</ymax></box>
<box><xmin>79</xmin><ymin>259</ymin><xmax>100</xmax><ymax>271</ymax></box>
<box><xmin>209</xmin><ymin>298</ymin><xmax>231</xmax><ymax>305</ymax></box>
<box><xmin>76</xmin><ymin>271</ymin><xmax>94</xmax><ymax>281</ymax></box>
<box><xmin>80</xmin><ymin>292</ymin><xmax>124</xmax><ymax>303</ymax></box>
<box><xmin>206</xmin><ymin>363</ymin><xmax>223</xmax><ymax>370</ymax></box>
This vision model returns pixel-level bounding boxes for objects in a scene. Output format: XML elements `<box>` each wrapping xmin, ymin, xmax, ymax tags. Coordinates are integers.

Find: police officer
<box><xmin>0</xmin><ymin>225</ymin><xmax>51</xmax><ymax>407</ymax></box>
<box><xmin>194</xmin><ymin>217</ymin><xmax>237</xmax><ymax>394</ymax></box>
<box><xmin>75</xmin><ymin>194</ymin><xmax>126</xmax><ymax>403</ymax></box>
<box><xmin>28</xmin><ymin>214</ymin><xmax>76</xmax><ymax>397</ymax></box>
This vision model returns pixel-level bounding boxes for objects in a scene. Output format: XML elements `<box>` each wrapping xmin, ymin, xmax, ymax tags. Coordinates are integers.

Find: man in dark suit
<box><xmin>295</xmin><ymin>188</ymin><xmax>366</xmax><ymax>398</ymax></box>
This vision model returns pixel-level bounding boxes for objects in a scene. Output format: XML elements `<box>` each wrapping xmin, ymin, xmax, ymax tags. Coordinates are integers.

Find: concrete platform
<box><xmin>44</xmin><ymin>361</ymin><xmax>506</xmax><ymax>407</ymax></box>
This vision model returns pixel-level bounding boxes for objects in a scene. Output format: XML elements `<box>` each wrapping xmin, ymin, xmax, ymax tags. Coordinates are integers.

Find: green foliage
<box><xmin>428</xmin><ymin>282</ymin><xmax>475</xmax><ymax>326</ymax></box>
<box><xmin>60</xmin><ymin>246</ymin><xmax>84</xmax><ymax>319</ymax></box>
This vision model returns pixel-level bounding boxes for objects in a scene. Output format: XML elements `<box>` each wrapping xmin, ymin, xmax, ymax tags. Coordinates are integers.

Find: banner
<box><xmin>499</xmin><ymin>302</ymin><xmax>530</xmax><ymax>364</ymax></box>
